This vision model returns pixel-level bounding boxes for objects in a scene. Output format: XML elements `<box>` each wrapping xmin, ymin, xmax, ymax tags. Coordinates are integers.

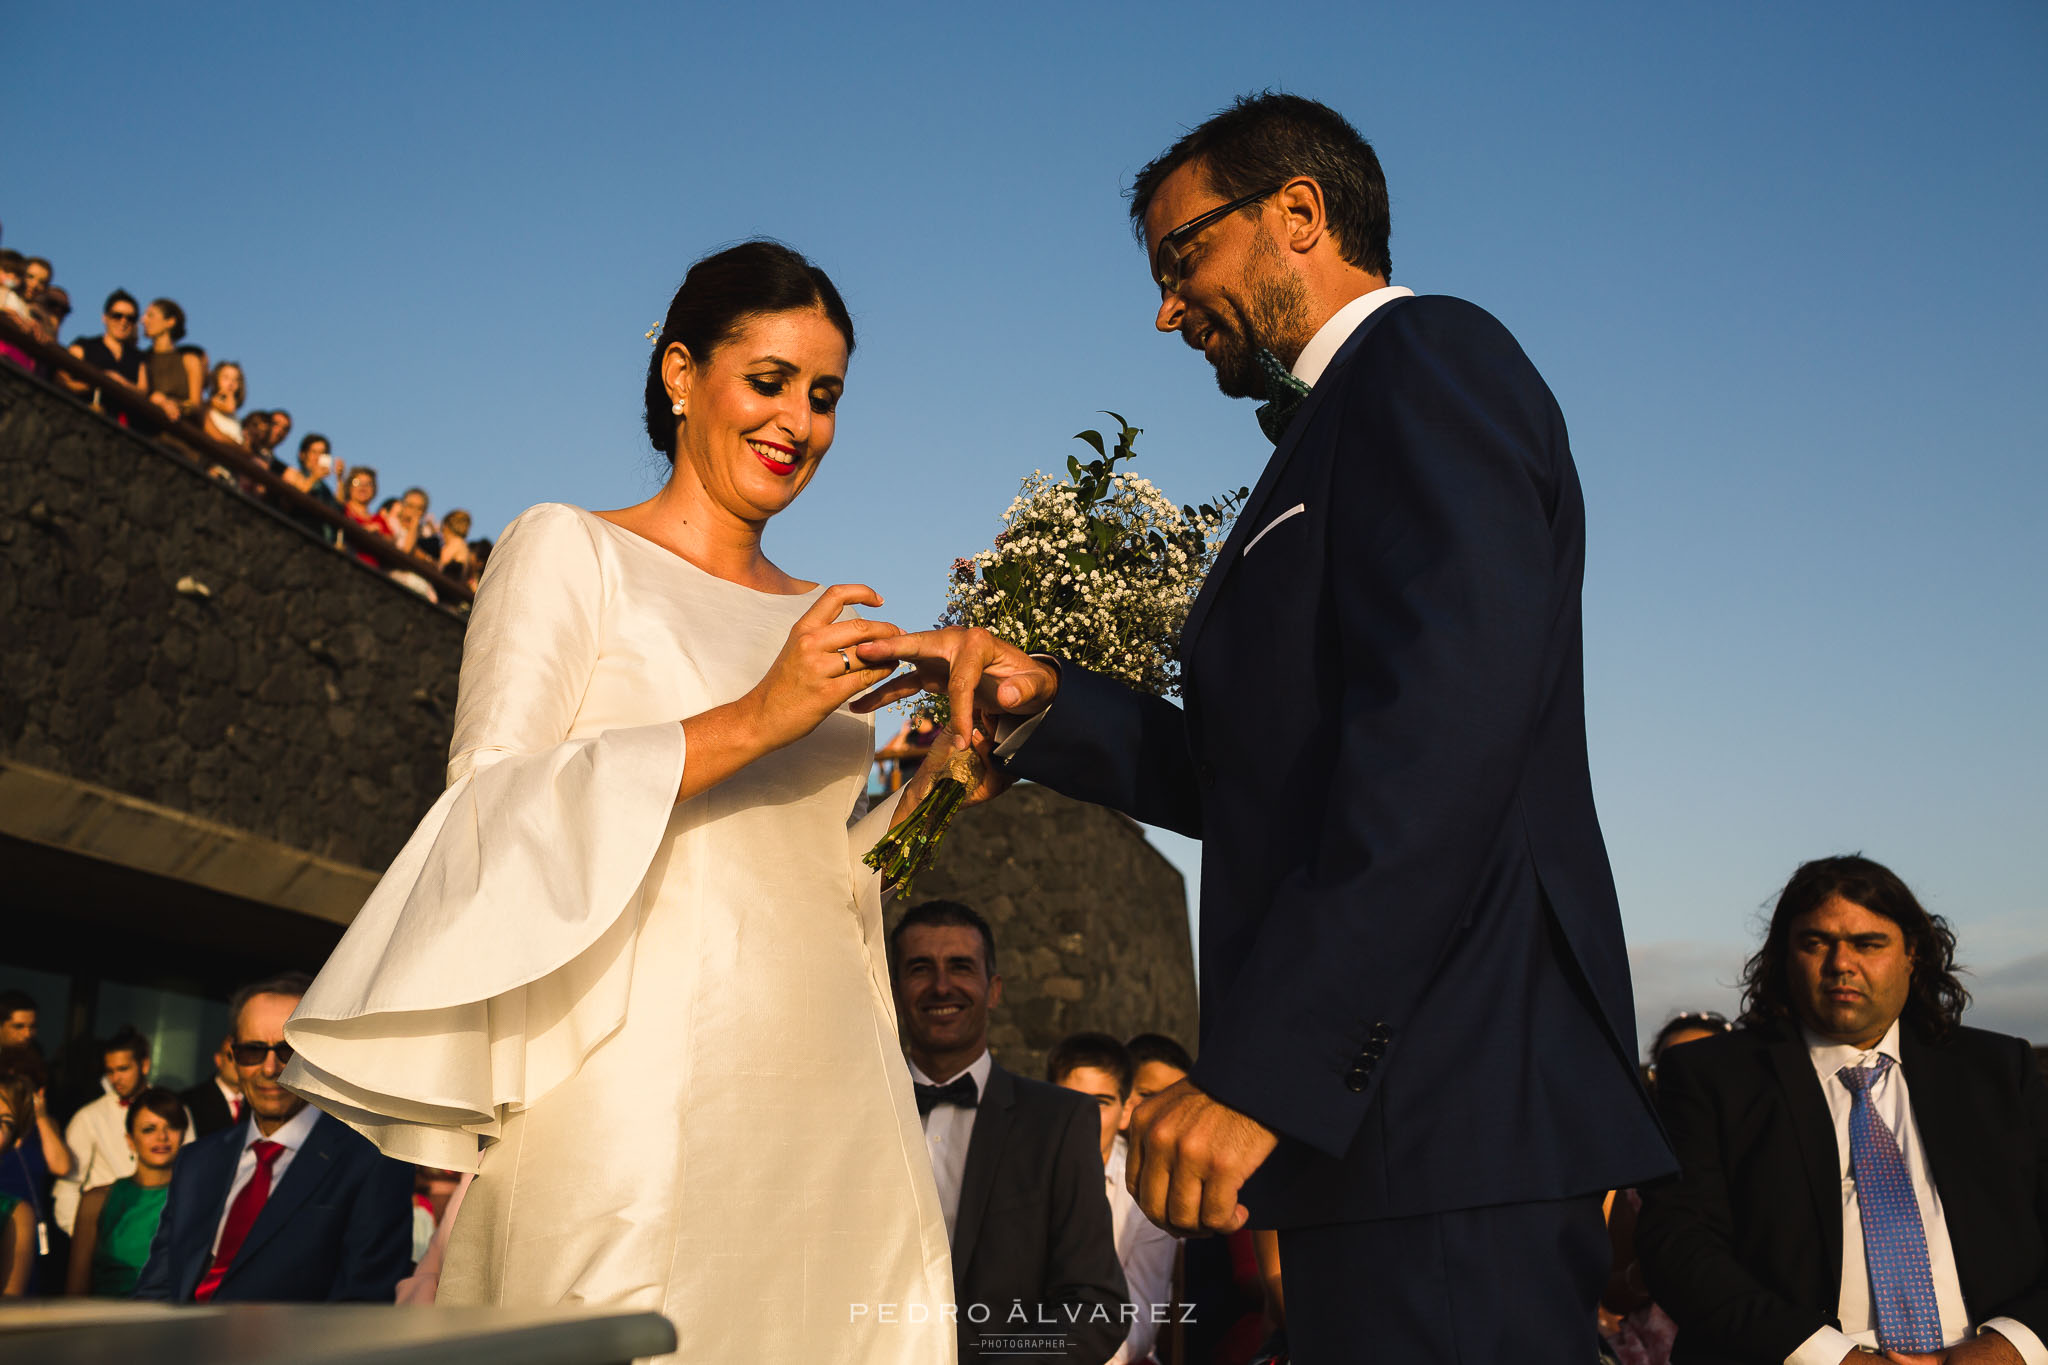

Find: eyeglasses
<box><xmin>1152</xmin><ymin>184</ymin><xmax>1284</xmax><ymax>296</ymax></box>
<box><xmin>231</xmin><ymin>1040</ymin><xmax>296</xmax><ymax>1068</ymax></box>
<box><xmin>107</xmin><ymin>310</ymin><xmax>137</xmax><ymax>322</ymax></box>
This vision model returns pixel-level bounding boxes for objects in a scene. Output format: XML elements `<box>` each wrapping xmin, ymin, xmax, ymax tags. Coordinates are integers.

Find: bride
<box><xmin>282</xmin><ymin>241</ymin><xmax>987</xmax><ymax>1362</ymax></box>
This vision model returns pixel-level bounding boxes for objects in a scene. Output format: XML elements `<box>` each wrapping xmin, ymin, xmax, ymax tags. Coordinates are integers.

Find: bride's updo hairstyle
<box><xmin>643</xmin><ymin>240</ymin><xmax>856</xmax><ymax>462</ymax></box>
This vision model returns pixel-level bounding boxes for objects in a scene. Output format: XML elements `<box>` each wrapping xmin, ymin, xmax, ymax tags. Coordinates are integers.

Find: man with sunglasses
<box><xmin>134</xmin><ymin>972</ymin><xmax>412</xmax><ymax>1303</ymax></box>
<box><xmin>62</xmin><ymin>289</ymin><xmax>147</xmax><ymax>398</ymax></box>
<box><xmin>857</xmin><ymin>92</ymin><xmax>1672</xmax><ymax>1363</ymax></box>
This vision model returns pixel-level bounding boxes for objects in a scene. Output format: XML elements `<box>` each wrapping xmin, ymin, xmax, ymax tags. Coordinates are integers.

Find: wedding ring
<box><xmin>839</xmin><ymin>649</ymin><xmax>854</xmax><ymax>675</ymax></box>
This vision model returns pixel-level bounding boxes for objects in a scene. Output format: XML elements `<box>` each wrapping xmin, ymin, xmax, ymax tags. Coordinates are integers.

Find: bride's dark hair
<box><xmin>643</xmin><ymin>240</ymin><xmax>855</xmax><ymax>462</ymax></box>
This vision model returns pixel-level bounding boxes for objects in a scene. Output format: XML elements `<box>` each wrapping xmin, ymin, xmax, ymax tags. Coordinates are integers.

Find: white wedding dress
<box><xmin>282</xmin><ymin>502</ymin><xmax>954</xmax><ymax>1363</ymax></box>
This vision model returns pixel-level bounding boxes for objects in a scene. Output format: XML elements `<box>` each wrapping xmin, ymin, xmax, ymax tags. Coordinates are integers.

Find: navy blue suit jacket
<box><xmin>1007</xmin><ymin>295</ymin><xmax>1673</xmax><ymax>1225</ymax></box>
<box><xmin>132</xmin><ymin>1109</ymin><xmax>414</xmax><ymax>1302</ymax></box>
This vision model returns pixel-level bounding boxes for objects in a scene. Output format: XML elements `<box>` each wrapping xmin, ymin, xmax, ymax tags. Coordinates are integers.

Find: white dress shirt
<box><xmin>55</xmin><ymin>1085</ymin><xmax>131</xmax><ymax>1235</ymax></box>
<box><xmin>1105</xmin><ymin>1134</ymin><xmax>1179</xmax><ymax>1364</ymax></box>
<box><xmin>1787</xmin><ymin>1020</ymin><xmax>2046</xmax><ymax>1365</ymax></box>
<box><xmin>910</xmin><ymin>1049</ymin><xmax>993</xmax><ymax>1244</ymax></box>
<box><xmin>211</xmin><ymin>1101</ymin><xmax>323</xmax><ymax>1256</ymax></box>
<box><xmin>1287</xmin><ymin>284</ymin><xmax>1415</xmax><ymax>388</ymax></box>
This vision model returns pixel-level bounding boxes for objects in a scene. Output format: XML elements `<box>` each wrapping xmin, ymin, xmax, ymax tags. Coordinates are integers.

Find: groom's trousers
<box><xmin>1278</xmin><ymin>1193</ymin><xmax>1607</xmax><ymax>1364</ymax></box>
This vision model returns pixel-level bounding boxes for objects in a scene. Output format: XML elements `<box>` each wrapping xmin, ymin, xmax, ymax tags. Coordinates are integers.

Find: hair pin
<box><xmin>645</xmin><ymin>322</ymin><xmax>662</xmax><ymax>344</ymax></box>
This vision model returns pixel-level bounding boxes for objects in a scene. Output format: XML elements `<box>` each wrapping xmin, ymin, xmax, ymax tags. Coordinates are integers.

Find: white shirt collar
<box><xmin>1802</xmin><ymin>1016</ymin><xmax>1904</xmax><ymax>1081</ymax></box>
<box><xmin>1290</xmin><ymin>284</ymin><xmax>1416</xmax><ymax>389</ymax></box>
<box><xmin>245</xmin><ymin>1100</ymin><xmax>321</xmax><ymax>1154</ymax></box>
<box><xmin>909</xmin><ymin>1047</ymin><xmax>993</xmax><ymax>1093</ymax></box>
<box><xmin>1106</xmin><ymin>1132</ymin><xmax>1129</xmax><ymax>1185</ymax></box>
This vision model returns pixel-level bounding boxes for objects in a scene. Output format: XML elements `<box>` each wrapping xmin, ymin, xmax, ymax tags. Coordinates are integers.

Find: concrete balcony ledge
<box><xmin>0</xmin><ymin>1302</ymin><xmax>676</xmax><ymax>1365</ymax></box>
<box><xmin>0</xmin><ymin>759</ymin><xmax>379</xmax><ymax>925</ymax></box>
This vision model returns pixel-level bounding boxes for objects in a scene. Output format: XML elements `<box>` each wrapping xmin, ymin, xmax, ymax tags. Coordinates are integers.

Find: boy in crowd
<box><xmin>1051</xmin><ymin>1032</ymin><xmax>1180</xmax><ymax>1365</ymax></box>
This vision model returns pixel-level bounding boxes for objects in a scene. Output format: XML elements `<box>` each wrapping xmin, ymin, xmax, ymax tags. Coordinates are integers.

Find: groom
<box><xmin>859</xmin><ymin>93</ymin><xmax>1672</xmax><ymax>1361</ymax></box>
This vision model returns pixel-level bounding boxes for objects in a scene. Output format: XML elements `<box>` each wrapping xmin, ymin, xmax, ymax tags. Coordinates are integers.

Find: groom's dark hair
<box><xmin>1128</xmin><ymin>92</ymin><xmax>1392</xmax><ymax>281</ymax></box>
<box><xmin>889</xmin><ymin>899</ymin><xmax>998</xmax><ymax>978</ymax></box>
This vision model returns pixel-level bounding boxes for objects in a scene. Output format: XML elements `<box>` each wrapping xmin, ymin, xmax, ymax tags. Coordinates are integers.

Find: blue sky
<box><xmin>11</xmin><ymin>3</ymin><xmax>2045</xmax><ymax>1048</ymax></box>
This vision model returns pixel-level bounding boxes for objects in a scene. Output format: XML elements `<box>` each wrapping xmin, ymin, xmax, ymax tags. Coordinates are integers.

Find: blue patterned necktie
<box><xmin>1838</xmin><ymin>1057</ymin><xmax>1945</xmax><ymax>1352</ymax></box>
<box><xmin>1254</xmin><ymin>349</ymin><xmax>1312</xmax><ymax>445</ymax></box>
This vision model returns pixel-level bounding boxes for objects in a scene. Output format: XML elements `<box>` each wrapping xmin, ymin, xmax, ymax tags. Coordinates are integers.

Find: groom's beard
<box><xmin>1200</xmin><ymin>235</ymin><xmax>1315</xmax><ymax>400</ymax></box>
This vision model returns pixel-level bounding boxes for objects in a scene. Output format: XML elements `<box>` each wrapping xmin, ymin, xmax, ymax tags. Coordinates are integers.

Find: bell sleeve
<box><xmin>282</xmin><ymin>503</ymin><xmax>687</xmax><ymax>1171</ymax></box>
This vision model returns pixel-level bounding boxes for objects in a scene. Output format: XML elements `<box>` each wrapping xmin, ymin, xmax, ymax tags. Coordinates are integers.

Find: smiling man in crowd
<box><xmin>1639</xmin><ymin>855</ymin><xmax>2048</xmax><ymax>1365</ymax></box>
<box><xmin>890</xmin><ymin>900</ymin><xmax>1126</xmax><ymax>1363</ymax></box>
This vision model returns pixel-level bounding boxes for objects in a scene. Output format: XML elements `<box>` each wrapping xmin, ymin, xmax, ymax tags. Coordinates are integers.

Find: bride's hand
<box><xmin>742</xmin><ymin>584</ymin><xmax>904</xmax><ymax>752</ymax></box>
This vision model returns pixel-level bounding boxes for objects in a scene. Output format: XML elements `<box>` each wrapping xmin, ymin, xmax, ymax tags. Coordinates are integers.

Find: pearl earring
<box><xmin>671</xmin><ymin>397</ymin><xmax>685</xmax><ymax>416</ymax></box>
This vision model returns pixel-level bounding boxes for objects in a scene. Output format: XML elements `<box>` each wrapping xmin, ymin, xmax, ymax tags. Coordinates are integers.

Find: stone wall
<box><xmin>0</xmin><ymin>363</ymin><xmax>463</xmax><ymax>873</ymax></box>
<box><xmin>892</xmin><ymin>783</ymin><xmax>1200</xmax><ymax>1079</ymax></box>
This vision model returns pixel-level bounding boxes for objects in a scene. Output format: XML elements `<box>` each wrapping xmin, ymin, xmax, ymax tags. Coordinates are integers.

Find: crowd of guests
<box><xmin>0</xmin><ymin>236</ymin><xmax>488</xmax><ymax>603</ymax></box>
<box><xmin>873</xmin><ymin>860</ymin><xmax>2048</xmax><ymax>1365</ymax></box>
<box><xmin>5</xmin><ymin>850</ymin><xmax>2043</xmax><ymax>1365</ymax></box>
<box><xmin>0</xmin><ymin>977</ymin><xmax>425</xmax><ymax>1305</ymax></box>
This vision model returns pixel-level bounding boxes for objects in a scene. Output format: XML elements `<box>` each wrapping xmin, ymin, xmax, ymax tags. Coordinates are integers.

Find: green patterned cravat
<box><xmin>1255</xmin><ymin>349</ymin><xmax>1312</xmax><ymax>444</ymax></box>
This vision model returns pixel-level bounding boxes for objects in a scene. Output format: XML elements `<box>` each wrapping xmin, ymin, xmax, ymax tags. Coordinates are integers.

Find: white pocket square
<box><xmin>1242</xmin><ymin>503</ymin><xmax>1306</xmax><ymax>556</ymax></box>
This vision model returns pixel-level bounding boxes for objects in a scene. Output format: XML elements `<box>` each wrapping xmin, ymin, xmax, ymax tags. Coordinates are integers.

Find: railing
<box><xmin>0</xmin><ymin>312</ymin><xmax>475</xmax><ymax>605</ymax></box>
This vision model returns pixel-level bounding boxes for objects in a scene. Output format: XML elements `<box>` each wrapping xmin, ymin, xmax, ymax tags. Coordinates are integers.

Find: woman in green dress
<box><xmin>66</xmin><ymin>1087</ymin><xmax>188</xmax><ymax>1296</ymax></box>
<box><xmin>0</xmin><ymin>1070</ymin><xmax>38</xmax><ymax>1296</ymax></box>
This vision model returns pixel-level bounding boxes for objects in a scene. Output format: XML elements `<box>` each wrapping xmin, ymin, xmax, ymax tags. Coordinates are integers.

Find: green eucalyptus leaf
<box><xmin>1074</xmin><ymin>429</ymin><xmax>1107</xmax><ymax>459</ymax></box>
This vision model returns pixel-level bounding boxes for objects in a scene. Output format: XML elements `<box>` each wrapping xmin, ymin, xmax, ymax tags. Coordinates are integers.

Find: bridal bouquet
<box><xmin>864</xmin><ymin>414</ymin><xmax>1245</xmax><ymax>894</ymax></box>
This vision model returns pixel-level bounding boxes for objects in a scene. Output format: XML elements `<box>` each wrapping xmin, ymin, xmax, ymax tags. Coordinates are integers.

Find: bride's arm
<box><xmin>672</xmin><ymin>582</ymin><xmax>905</xmax><ymax>807</ymax></box>
<box><xmin>453</xmin><ymin>509</ymin><xmax>900</xmax><ymax>804</ymax></box>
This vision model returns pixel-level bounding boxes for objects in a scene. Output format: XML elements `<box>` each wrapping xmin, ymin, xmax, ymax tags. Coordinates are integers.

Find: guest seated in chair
<box><xmin>1637</xmin><ymin>856</ymin><xmax>2048</xmax><ymax>1365</ymax></box>
<box><xmin>66</xmin><ymin>1087</ymin><xmax>187</xmax><ymax>1296</ymax></box>
<box><xmin>133</xmin><ymin>972</ymin><xmax>414</xmax><ymax>1303</ymax></box>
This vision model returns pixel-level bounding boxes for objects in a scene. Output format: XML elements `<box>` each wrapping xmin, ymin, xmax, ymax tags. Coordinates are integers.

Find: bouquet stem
<box><xmin>865</xmin><ymin>746</ymin><xmax>983</xmax><ymax>899</ymax></box>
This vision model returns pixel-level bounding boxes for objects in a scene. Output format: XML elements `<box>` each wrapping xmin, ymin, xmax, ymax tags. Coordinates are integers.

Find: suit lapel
<box><xmin>951</xmin><ymin>1064</ymin><xmax>1015</xmax><ymax>1282</ymax></box>
<box><xmin>178</xmin><ymin>1127</ymin><xmax>247</xmax><ymax>1300</ymax></box>
<box><xmin>1766</xmin><ymin>1030</ymin><xmax>1844</xmax><ymax>1283</ymax></box>
<box><xmin>1179</xmin><ymin>295</ymin><xmax>1413</xmax><ymax>658</ymax></box>
<box><xmin>224</xmin><ymin>1112</ymin><xmax>340</xmax><ymax>1282</ymax></box>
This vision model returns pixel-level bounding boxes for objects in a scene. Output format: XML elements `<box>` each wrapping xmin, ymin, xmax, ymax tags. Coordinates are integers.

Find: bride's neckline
<box><xmin>583</xmin><ymin>507</ymin><xmax>822</xmax><ymax>599</ymax></box>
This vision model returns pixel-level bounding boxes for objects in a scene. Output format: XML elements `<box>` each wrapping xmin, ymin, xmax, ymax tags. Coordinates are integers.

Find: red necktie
<box><xmin>193</xmin><ymin>1140</ymin><xmax>285</xmax><ymax>1302</ymax></box>
<box><xmin>231</xmin><ymin>1095</ymin><xmax>245</xmax><ymax>1124</ymax></box>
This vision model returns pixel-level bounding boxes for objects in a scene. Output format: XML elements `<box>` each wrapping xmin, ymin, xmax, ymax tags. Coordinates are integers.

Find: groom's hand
<box><xmin>850</xmin><ymin>627</ymin><xmax>1058</xmax><ymax>740</ymax></box>
<box><xmin>1126</xmin><ymin>1079</ymin><xmax>1278</xmax><ymax>1237</ymax></box>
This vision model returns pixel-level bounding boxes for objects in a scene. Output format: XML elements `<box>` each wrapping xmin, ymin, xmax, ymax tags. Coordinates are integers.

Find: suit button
<box><xmin>1344</xmin><ymin>1065</ymin><xmax>1371</xmax><ymax>1093</ymax></box>
<box><xmin>1369</xmin><ymin>1022</ymin><xmax>1392</xmax><ymax>1043</ymax></box>
<box><xmin>1361</xmin><ymin>1041</ymin><xmax>1383</xmax><ymax>1060</ymax></box>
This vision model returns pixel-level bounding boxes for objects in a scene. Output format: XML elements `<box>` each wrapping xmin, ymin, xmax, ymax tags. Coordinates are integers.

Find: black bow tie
<box><xmin>915</xmin><ymin>1073</ymin><xmax>979</xmax><ymax>1116</ymax></box>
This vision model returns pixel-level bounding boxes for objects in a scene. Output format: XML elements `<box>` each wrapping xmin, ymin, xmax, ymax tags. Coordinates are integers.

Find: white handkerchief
<box><xmin>1243</xmin><ymin>503</ymin><xmax>1306</xmax><ymax>556</ymax></box>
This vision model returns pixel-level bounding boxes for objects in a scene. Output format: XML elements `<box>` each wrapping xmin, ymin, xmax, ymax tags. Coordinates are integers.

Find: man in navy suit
<box><xmin>133</xmin><ymin>972</ymin><xmax>413</xmax><ymax>1302</ymax></box>
<box><xmin>858</xmin><ymin>93</ymin><xmax>1673</xmax><ymax>1361</ymax></box>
